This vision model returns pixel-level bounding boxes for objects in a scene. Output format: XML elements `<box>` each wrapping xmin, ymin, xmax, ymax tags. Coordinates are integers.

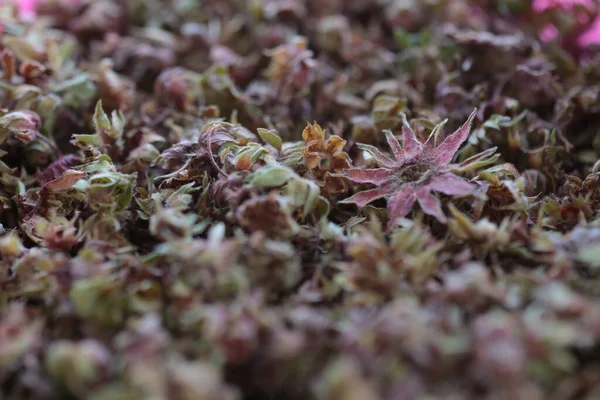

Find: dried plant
<box><xmin>1</xmin><ymin>0</ymin><xmax>600</xmax><ymax>399</ymax></box>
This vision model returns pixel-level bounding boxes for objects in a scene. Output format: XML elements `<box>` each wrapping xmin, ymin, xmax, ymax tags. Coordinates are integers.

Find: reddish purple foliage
<box><xmin>342</xmin><ymin>110</ymin><xmax>484</xmax><ymax>229</ymax></box>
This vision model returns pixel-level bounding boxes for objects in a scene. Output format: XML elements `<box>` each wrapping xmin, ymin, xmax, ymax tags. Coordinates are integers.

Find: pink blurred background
<box><xmin>12</xmin><ymin>0</ymin><xmax>35</xmax><ymax>16</ymax></box>
<box><xmin>534</xmin><ymin>0</ymin><xmax>600</xmax><ymax>46</ymax></box>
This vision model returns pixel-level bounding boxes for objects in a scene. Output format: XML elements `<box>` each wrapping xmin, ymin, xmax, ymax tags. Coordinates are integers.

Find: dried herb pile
<box><xmin>3</xmin><ymin>1</ymin><xmax>600</xmax><ymax>399</ymax></box>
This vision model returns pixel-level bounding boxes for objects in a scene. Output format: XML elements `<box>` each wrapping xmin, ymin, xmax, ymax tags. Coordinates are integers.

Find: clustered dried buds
<box><xmin>2</xmin><ymin>0</ymin><xmax>600</xmax><ymax>399</ymax></box>
<box><xmin>302</xmin><ymin>122</ymin><xmax>351</xmax><ymax>194</ymax></box>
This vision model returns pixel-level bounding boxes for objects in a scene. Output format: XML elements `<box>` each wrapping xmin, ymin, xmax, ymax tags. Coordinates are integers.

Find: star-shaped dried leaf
<box><xmin>342</xmin><ymin>110</ymin><xmax>492</xmax><ymax>229</ymax></box>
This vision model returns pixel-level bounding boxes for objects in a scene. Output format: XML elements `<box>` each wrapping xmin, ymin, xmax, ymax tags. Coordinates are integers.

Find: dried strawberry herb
<box><xmin>2</xmin><ymin>1</ymin><xmax>600</xmax><ymax>399</ymax></box>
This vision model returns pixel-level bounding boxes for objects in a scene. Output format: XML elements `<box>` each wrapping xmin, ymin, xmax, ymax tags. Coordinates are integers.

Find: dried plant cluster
<box><xmin>3</xmin><ymin>0</ymin><xmax>600</xmax><ymax>399</ymax></box>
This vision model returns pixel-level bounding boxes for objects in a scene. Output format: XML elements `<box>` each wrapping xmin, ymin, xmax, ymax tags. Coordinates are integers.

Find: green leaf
<box><xmin>72</xmin><ymin>134</ymin><xmax>103</xmax><ymax>147</ymax></box>
<box><xmin>483</xmin><ymin>115</ymin><xmax>511</xmax><ymax>130</ymax></box>
<box><xmin>371</xmin><ymin>95</ymin><xmax>407</xmax><ymax>130</ymax></box>
<box><xmin>93</xmin><ymin>100</ymin><xmax>111</xmax><ymax>136</ymax></box>
<box><xmin>3</xmin><ymin>35</ymin><xmax>44</xmax><ymax>61</ymax></box>
<box><xmin>52</xmin><ymin>74</ymin><xmax>97</xmax><ymax>107</ymax></box>
<box><xmin>257</xmin><ymin>128</ymin><xmax>282</xmax><ymax>152</ymax></box>
<box><xmin>109</xmin><ymin>110</ymin><xmax>126</xmax><ymax>139</ymax></box>
<box><xmin>577</xmin><ymin>243</ymin><xmax>600</xmax><ymax>269</ymax></box>
<box><xmin>247</xmin><ymin>164</ymin><xmax>296</xmax><ymax>188</ymax></box>
<box><xmin>284</xmin><ymin>177</ymin><xmax>321</xmax><ymax>217</ymax></box>
<box><xmin>47</xmin><ymin>40</ymin><xmax>74</xmax><ymax>73</ymax></box>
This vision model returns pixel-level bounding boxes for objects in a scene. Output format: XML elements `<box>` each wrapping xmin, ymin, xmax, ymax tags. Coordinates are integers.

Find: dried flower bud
<box><xmin>0</xmin><ymin>233</ymin><xmax>24</xmax><ymax>258</ymax></box>
<box><xmin>472</xmin><ymin>312</ymin><xmax>526</xmax><ymax>385</ymax></box>
<box><xmin>168</xmin><ymin>359</ymin><xmax>240</xmax><ymax>400</ymax></box>
<box><xmin>45</xmin><ymin>340</ymin><xmax>112</xmax><ymax>396</ymax></box>
<box><xmin>243</xmin><ymin>232</ymin><xmax>302</xmax><ymax>292</ymax></box>
<box><xmin>0</xmin><ymin>303</ymin><xmax>43</xmax><ymax>371</ymax></box>
<box><xmin>266</xmin><ymin>37</ymin><xmax>316</xmax><ymax>95</ymax></box>
<box><xmin>236</xmin><ymin>194</ymin><xmax>299</xmax><ymax>238</ymax></box>
<box><xmin>316</xmin><ymin>16</ymin><xmax>350</xmax><ymax>52</ymax></box>
<box><xmin>0</xmin><ymin>110</ymin><xmax>41</xmax><ymax>144</ymax></box>
<box><xmin>314</xmin><ymin>357</ymin><xmax>379</xmax><ymax>400</ymax></box>
<box><xmin>154</xmin><ymin>67</ymin><xmax>201</xmax><ymax>111</ymax></box>
<box><xmin>97</xmin><ymin>59</ymin><xmax>136</xmax><ymax>111</ymax></box>
<box><xmin>149</xmin><ymin>206</ymin><xmax>196</xmax><ymax>241</ymax></box>
<box><xmin>302</xmin><ymin>122</ymin><xmax>351</xmax><ymax>193</ymax></box>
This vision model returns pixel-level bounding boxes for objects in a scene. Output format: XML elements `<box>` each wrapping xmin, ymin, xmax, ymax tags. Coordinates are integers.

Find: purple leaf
<box><xmin>402</xmin><ymin>117</ymin><xmax>423</xmax><ymax>159</ymax></box>
<box><xmin>340</xmin><ymin>184</ymin><xmax>396</xmax><ymax>207</ymax></box>
<box><xmin>384</xmin><ymin>130</ymin><xmax>405</xmax><ymax>164</ymax></box>
<box><xmin>416</xmin><ymin>188</ymin><xmax>447</xmax><ymax>222</ymax></box>
<box><xmin>424</xmin><ymin>119</ymin><xmax>448</xmax><ymax>150</ymax></box>
<box><xmin>426</xmin><ymin>173</ymin><xmax>477</xmax><ymax>197</ymax></box>
<box><xmin>39</xmin><ymin>154</ymin><xmax>82</xmax><ymax>186</ymax></box>
<box><xmin>356</xmin><ymin>143</ymin><xmax>398</xmax><ymax>169</ymax></box>
<box><xmin>431</xmin><ymin>109</ymin><xmax>477</xmax><ymax>165</ymax></box>
<box><xmin>343</xmin><ymin>168</ymin><xmax>395</xmax><ymax>185</ymax></box>
<box><xmin>387</xmin><ymin>186</ymin><xmax>417</xmax><ymax>230</ymax></box>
